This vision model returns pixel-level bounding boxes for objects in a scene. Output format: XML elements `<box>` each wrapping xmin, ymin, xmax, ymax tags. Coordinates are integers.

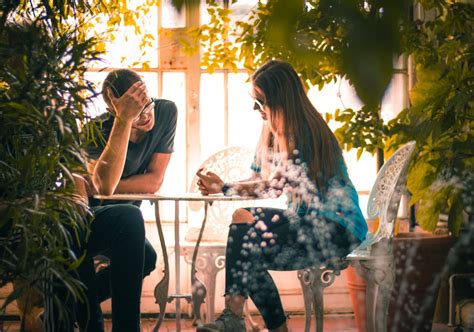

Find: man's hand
<box><xmin>108</xmin><ymin>81</ymin><xmax>149</xmax><ymax>123</ymax></box>
<box><xmin>196</xmin><ymin>168</ymin><xmax>224</xmax><ymax>195</ymax></box>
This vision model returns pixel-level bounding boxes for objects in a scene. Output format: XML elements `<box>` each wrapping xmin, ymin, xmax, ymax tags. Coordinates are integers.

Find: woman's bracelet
<box><xmin>221</xmin><ymin>182</ymin><xmax>233</xmax><ymax>196</ymax></box>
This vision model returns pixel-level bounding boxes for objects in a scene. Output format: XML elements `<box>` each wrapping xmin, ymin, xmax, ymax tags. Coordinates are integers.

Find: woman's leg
<box><xmin>225</xmin><ymin>207</ymin><xmax>358</xmax><ymax>331</ymax></box>
<box><xmin>225</xmin><ymin>208</ymin><xmax>295</xmax><ymax>331</ymax></box>
<box><xmin>223</xmin><ymin>208</ymin><xmax>254</xmax><ymax>316</ymax></box>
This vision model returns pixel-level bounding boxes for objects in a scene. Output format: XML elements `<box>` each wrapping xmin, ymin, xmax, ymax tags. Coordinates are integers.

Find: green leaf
<box><xmin>447</xmin><ymin>197</ymin><xmax>463</xmax><ymax>236</ymax></box>
<box><xmin>416</xmin><ymin>185</ymin><xmax>451</xmax><ymax>233</ymax></box>
<box><xmin>407</xmin><ymin>160</ymin><xmax>437</xmax><ymax>204</ymax></box>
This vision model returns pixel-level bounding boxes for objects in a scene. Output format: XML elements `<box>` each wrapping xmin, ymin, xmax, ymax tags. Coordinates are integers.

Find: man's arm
<box><xmin>112</xmin><ymin>99</ymin><xmax>177</xmax><ymax>194</ymax></box>
<box><xmin>91</xmin><ymin>81</ymin><xmax>148</xmax><ymax>195</ymax></box>
<box><xmin>91</xmin><ymin>119</ymin><xmax>132</xmax><ymax>195</ymax></box>
<box><xmin>72</xmin><ymin>173</ymin><xmax>93</xmax><ymax>216</ymax></box>
<box><xmin>114</xmin><ymin>152</ymin><xmax>172</xmax><ymax>194</ymax></box>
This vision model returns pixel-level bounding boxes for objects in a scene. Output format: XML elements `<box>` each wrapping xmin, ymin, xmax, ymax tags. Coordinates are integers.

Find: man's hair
<box><xmin>102</xmin><ymin>69</ymin><xmax>142</xmax><ymax>104</ymax></box>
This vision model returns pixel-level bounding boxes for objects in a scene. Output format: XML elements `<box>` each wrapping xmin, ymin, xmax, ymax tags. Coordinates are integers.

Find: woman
<box><xmin>196</xmin><ymin>60</ymin><xmax>367</xmax><ymax>332</ymax></box>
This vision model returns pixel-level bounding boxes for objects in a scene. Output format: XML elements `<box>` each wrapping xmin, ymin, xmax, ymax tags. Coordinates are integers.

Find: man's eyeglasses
<box><xmin>134</xmin><ymin>98</ymin><xmax>155</xmax><ymax>122</ymax></box>
<box><xmin>253</xmin><ymin>98</ymin><xmax>265</xmax><ymax>112</ymax></box>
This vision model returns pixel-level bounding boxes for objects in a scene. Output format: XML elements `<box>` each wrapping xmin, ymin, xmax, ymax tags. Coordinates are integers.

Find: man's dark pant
<box><xmin>76</xmin><ymin>204</ymin><xmax>157</xmax><ymax>332</ymax></box>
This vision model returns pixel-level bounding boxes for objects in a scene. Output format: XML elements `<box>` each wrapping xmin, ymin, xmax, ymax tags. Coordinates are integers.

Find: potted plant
<box><xmin>0</xmin><ymin>2</ymin><xmax>111</xmax><ymax>329</ymax></box>
<box><xmin>382</xmin><ymin>2</ymin><xmax>473</xmax><ymax>330</ymax></box>
<box><xmin>301</xmin><ymin>1</ymin><xmax>473</xmax><ymax>330</ymax></box>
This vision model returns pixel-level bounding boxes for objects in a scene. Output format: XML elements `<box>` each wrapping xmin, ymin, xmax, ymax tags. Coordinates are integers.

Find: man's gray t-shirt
<box><xmin>87</xmin><ymin>98</ymin><xmax>177</xmax><ymax>206</ymax></box>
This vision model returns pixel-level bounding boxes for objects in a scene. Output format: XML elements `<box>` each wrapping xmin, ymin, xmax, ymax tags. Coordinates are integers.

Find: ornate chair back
<box><xmin>354</xmin><ymin>140</ymin><xmax>417</xmax><ymax>254</ymax></box>
<box><xmin>186</xmin><ymin>146</ymin><xmax>254</xmax><ymax>242</ymax></box>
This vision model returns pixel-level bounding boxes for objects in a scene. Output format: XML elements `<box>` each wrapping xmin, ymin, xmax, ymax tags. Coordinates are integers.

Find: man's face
<box><xmin>131</xmin><ymin>97</ymin><xmax>155</xmax><ymax>132</ymax></box>
<box><xmin>105</xmin><ymin>80</ymin><xmax>155</xmax><ymax>133</ymax></box>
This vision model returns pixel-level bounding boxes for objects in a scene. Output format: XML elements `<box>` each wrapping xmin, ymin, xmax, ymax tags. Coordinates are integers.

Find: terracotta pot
<box><xmin>346</xmin><ymin>265</ymin><xmax>368</xmax><ymax>332</ymax></box>
<box><xmin>346</xmin><ymin>230</ymin><xmax>454</xmax><ymax>332</ymax></box>
<box><xmin>345</xmin><ymin>219</ymin><xmax>376</xmax><ymax>332</ymax></box>
<box><xmin>388</xmin><ymin>232</ymin><xmax>455</xmax><ymax>332</ymax></box>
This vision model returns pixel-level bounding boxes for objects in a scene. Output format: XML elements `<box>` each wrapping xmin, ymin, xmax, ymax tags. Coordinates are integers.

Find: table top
<box><xmin>94</xmin><ymin>192</ymin><xmax>259</xmax><ymax>202</ymax></box>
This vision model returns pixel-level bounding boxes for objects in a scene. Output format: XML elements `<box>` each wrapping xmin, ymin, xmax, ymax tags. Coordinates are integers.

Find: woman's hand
<box><xmin>196</xmin><ymin>168</ymin><xmax>224</xmax><ymax>195</ymax></box>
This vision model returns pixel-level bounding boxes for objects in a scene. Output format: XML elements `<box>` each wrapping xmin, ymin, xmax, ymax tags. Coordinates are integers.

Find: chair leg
<box><xmin>374</xmin><ymin>259</ymin><xmax>394</xmax><ymax>332</ymax></box>
<box><xmin>311</xmin><ymin>275</ymin><xmax>324</xmax><ymax>332</ymax></box>
<box><xmin>191</xmin><ymin>271</ymin><xmax>207</xmax><ymax>326</ymax></box>
<box><xmin>298</xmin><ymin>265</ymin><xmax>342</xmax><ymax>332</ymax></box>
<box><xmin>354</xmin><ymin>255</ymin><xmax>394</xmax><ymax>332</ymax></box>
<box><xmin>298</xmin><ymin>269</ymin><xmax>314</xmax><ymax>332</ymax></box>
<box><xmin>203</xmin><ymin>272</ymin><xmax>215</xmax><ymax>323</ymax></box>
<box><xmin>365</xmin><ymin>276</ymin><xmax>377</xmax><ymax>332</ymax></box>
<box><xmin>188</xmin><ymin>249</ymin><xmax>226</xmax><ymax>324</ymax></box>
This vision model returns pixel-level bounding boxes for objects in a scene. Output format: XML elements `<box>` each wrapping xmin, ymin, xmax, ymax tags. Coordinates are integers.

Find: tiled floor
<box><xmin>148</xmin><ymin>314</ymin><xmax>357</xmax><ymax>332</ymax></box>
<box><xmin>1</xmin><ymin>315</ymin><xmax>457</xmax><ymax>332</ymax></box>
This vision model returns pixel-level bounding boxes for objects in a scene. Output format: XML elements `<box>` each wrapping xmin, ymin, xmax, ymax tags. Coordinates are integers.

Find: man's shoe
<box><xmin>196</xmin><ymin>308</ymin><xmax>246</xmax><ymax>332</ymax></box>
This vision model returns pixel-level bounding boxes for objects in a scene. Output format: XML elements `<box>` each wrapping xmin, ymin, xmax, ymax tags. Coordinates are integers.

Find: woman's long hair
<box><xmin>252</xmin><ymin>60</ymin><xmax>343</xmax><ymax>194</ymax></box>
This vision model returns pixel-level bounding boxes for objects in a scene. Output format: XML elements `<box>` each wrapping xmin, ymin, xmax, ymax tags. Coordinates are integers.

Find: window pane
<box><xmin>200</xmin><ymin>0</ymin><xmax>257</xmax><ymax>69</ymax></box>
<box><xmin>200</xmin><ymin>0</ymin><xmax>223</xmax><ymax>25</ymax></box>
<box><xmin>162</xmin><ymin>0</ymin><xmax>186</xmax><ymax>28</ymax></box>
<box><xmin>200</xmin><ymin>73</ymin><xmax>225</xmax><ymax>158</ymax></box>
<box><xmin>155</xmin><ymin>72</ymin><xmax>187</xmax><ymax>221</ymax></box>
<box><xmin>200</xmin><ymin>0</ymin><xmax>257</xmax><ymax>28</ymax></box>
<box><xmin>381</xmin><ymin>73</ymin><xmax>405</xmax><ymax>121</ymax></box>
<box><xmin>229</xmin><ymin>0</ymin><xmax>257</xmax><ymax>22</ymax></box>
<box><xmin>228</xmin><ymin>73</ymin><xmax>263</xmax><ymax>151</ymax></box>
<box><xmin>308</xmin><ymin>78</ymin><xmax>363</xmax><ymax>130</ymax></box>
<box><xmin>84</xmin><ymin>72</ymin><xmax>109</xmax><ymax>118</ymax></box>
<box><xmin>229</xmin><ymin>1</ymin><xmax>257</xmax><ymax>69</ymax></box>
<box><xmin>88</xmin><ymin>2</ymin><xmax>158</xmax><ymax>68</ymax></box>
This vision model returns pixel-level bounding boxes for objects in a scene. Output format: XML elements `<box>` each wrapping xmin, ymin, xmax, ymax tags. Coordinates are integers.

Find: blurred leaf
<box><xmin>448</xmin><ymin>197</ymin><xmax>463</xmax><ymax>236</ymax></box>
<box><xmin>417</xmin><ymin>184</ymin><xmax>451</xmax><ymax>232</ymax></box>
<box><xmin>407</xmin><ymin>160</ymin><xmax>437</xmax><ymax>204</ymax></box>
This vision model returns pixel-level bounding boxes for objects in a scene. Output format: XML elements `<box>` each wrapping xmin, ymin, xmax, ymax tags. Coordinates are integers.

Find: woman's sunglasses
<box><xmin>253</xmin><ymin>98</ymin><xmax>265</xmax><ymax>112</ymax></box>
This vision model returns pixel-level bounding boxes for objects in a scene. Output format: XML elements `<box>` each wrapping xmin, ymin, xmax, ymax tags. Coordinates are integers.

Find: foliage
<box><xmin>191</xmin><ymin>0</ymin><xmax>410</xmax><ymax>103</ymax></box>
<box><xmin>84</xmin><ymin>0</ymin><xmax>158</xmax><ymax>68</ymax></box>
<box><xmin>184</xmin><ymin>0</ymin><xmax>412</xmax><ymax>155</ymax></box>
<box><xmin>180</xmin><ymin>0</ymin><xmax>473</xmax><ymax>234</ymax></box>
<box><xmin>331</xmin><ymin>106</ymin><xmax>386</xmax><ymax>156</ymax></box>
<box><xmin>0</xmin><ymin>0</ymin><xmax>119</xmax><ymax>326</ymax></box>
<box><xmin>182</xmin><ymin>0</ymin><xmax>240</xmax><ymax>72</ymax></box>
<box><xmin>387</xmin><ymin>1</ymin><xmax>474</xmax><ymax>234</ymax></box>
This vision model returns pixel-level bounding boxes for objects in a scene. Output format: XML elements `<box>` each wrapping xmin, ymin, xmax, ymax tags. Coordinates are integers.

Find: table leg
<box><xmin>153</xmin><ymin>202</ymin><xmax>170</xmax><ymax>332</ymax></box>
<box><xmin>175</xmin><ymin>200</ymin><xmax>181</xmax><ymax>332</ymax></box>
<box><xmin>191</xmin><ymin>202</ymin><xmax>209</xmax><ymax>325</ymax></box>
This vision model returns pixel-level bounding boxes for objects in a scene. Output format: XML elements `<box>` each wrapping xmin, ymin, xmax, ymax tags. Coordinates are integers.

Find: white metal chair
<box><xmin>181</xmin><ymin>146</ymin><xmax>258</xmax><ymax>327</ymax></box>
<box><xmin>297</xmin><ymin>141</ymin><xmax>416</xmax><ymax>332</ymax></box>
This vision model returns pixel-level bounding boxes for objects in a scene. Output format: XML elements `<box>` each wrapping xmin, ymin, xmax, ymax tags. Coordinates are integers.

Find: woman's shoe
<box><xmin>196</xmin><ymin>308</ymin><xmax>246</xmax><ymax>332</ymax></box>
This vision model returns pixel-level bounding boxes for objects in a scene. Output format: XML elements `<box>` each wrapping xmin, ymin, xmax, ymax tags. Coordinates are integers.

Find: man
<box><xmin>78</xmin><ymin>69</ymin><xmax>177</xmax><ymax>332</ymax></box>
